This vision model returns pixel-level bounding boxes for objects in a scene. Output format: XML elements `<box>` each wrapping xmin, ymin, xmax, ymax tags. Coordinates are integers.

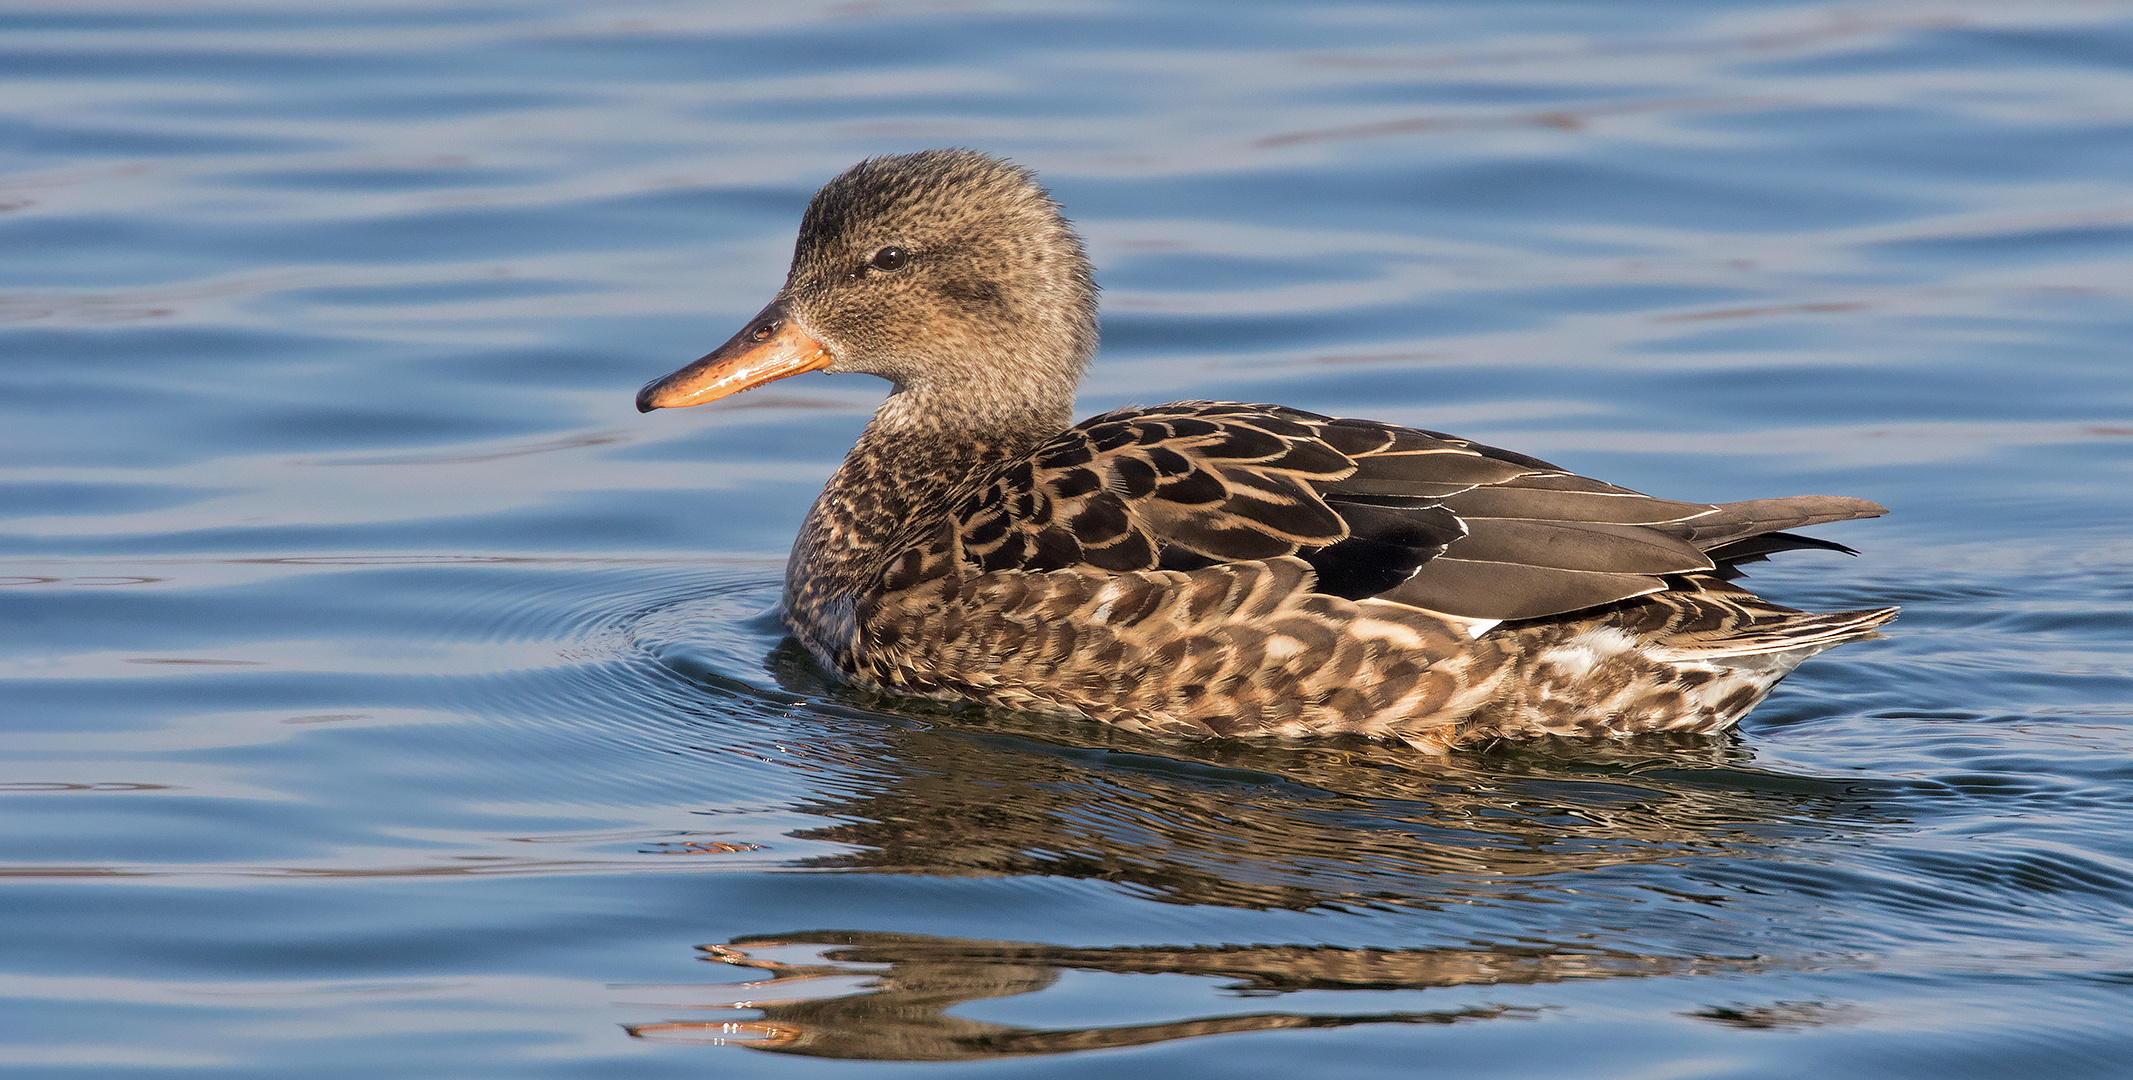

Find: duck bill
<box><xmin>636</xmin><ymin>302</ymin><xmax>832</xmax><ymax>412</ymax></box>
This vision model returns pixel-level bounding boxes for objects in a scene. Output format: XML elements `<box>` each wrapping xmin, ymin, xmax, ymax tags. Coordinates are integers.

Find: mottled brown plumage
<box><xmin>637</xmin><ymin>149</ymin><xmax>1896</xmax><ymax>752</ymax></box>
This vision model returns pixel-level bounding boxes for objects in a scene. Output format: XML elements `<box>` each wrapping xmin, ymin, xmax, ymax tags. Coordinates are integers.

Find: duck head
<box><xmin>637</xmin><ymin>150</ymin><xmax>1099</xmax><ymax>431</ymax></box>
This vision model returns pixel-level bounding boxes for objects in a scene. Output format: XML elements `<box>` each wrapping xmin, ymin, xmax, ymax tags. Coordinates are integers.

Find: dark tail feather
<box><xmin>1704</xmin><ymin>531</ymin><xmax>1864</xmax><ymax>579</ymax></box>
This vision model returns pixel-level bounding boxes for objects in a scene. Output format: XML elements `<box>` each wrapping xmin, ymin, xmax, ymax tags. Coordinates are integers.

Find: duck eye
<box><xmin>869</xmin><ymin>246</ymin><xmax>910</xmax><ymax>272</ymax></box>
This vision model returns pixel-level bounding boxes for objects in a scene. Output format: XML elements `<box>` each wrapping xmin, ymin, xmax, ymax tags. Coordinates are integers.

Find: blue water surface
<box><xmin>6</xmin><ymin>1</ymin><xmax>2133</xmax><ymax>1076</ymax></box>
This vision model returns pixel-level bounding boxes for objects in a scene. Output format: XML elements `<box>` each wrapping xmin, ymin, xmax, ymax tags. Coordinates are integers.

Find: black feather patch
<box><xmin>1303</xmin><ymin>538</ymin><xmax>1430</xmax><ymax>600</ymax></box>
<box><xmin>1301</xmin><ymin>500</ymin><xmax>1463</xmax><ymax>600</ymax></box>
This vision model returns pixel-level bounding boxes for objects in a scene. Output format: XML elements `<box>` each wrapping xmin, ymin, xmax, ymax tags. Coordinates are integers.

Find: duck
<box><xmin>636</xmin><ymin>149</ymin><xmax>1896</xmax><ymax>753</ymax></box>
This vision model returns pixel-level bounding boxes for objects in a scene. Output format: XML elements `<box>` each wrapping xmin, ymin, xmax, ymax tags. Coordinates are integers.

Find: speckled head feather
<box><xmin>780</xmin><ymin>150</ymin><xmax>1099</xmax><ymax>434</ymax></box>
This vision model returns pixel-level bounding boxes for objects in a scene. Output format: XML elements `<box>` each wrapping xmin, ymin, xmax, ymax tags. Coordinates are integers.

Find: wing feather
<box><xmin>947</xmin><ymin>402</ymin><xmax>1886</xmax><ymax>622</ymax></box>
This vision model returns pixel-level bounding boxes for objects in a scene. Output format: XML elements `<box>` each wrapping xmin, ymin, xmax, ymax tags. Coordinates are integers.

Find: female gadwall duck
<box><xmin>638</xmin><ymin>150</ymin><xmax>1895</xmax><ymax>752</ymax></box>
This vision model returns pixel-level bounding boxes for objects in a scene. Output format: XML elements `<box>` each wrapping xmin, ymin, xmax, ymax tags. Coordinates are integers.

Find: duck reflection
<box><xmin>612</xmin><ymin>655</ymin><xmax>1883</xmax><ymax>1060</ymax></box>
<box><xmin>758</xmin><ymin>644</ymin><xmax>1880</xmax><ymax>911</ymax></box>
<box><xmin>623</xmin><ymin>930</ymin><xmax>1766</xmax><ymax>1060</ymax></box>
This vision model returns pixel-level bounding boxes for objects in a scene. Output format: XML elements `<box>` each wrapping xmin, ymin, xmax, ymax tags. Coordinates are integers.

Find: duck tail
<box><xmin>1675</xmin><ymin>496</ymin><xmax>1888</xmax><ymax>550</ymax></box>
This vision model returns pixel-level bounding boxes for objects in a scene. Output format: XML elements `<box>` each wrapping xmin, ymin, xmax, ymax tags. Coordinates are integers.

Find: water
<box><xmin>6</xmin><ymin>1</ymin><xmax>2133</xmax><ymax>1075</ymax></box>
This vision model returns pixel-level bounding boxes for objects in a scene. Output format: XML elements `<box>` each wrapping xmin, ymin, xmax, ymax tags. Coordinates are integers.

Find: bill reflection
<box><xmin>620</xmin><ymin>930</ymin><xmax>1770</xmax><ymax>1061</ymax></box>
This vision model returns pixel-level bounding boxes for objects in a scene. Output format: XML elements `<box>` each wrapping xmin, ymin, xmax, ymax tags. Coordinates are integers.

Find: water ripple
<box><xmin>8</xmin><ymin>0</ymin><xmax>2133</xmax><ymax>1074</ymax></box>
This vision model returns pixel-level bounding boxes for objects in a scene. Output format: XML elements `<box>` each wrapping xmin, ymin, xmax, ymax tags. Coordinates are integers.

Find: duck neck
<box><xmin>783</xmin><ymin>381</ymin><xmax>1071</xmax><ymax>656</ymax></box>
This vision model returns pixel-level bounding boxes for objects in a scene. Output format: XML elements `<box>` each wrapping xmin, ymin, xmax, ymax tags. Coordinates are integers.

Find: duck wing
<box><xmin>953</xmin><ymin>402</ymin><xmax>1365</xmax><ymax>574</ymax></box>
<box><xmin>950</xmin><ymin>402</ymin><xmax>1886</xmax><ymax>622</ymax></box>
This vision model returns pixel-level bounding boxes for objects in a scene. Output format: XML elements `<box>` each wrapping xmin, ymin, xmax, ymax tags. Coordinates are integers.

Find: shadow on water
<box><xmin>619</xmin><ymin>929</ymin><xmax>1766</xmax><ymax>1060</ymax></box>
